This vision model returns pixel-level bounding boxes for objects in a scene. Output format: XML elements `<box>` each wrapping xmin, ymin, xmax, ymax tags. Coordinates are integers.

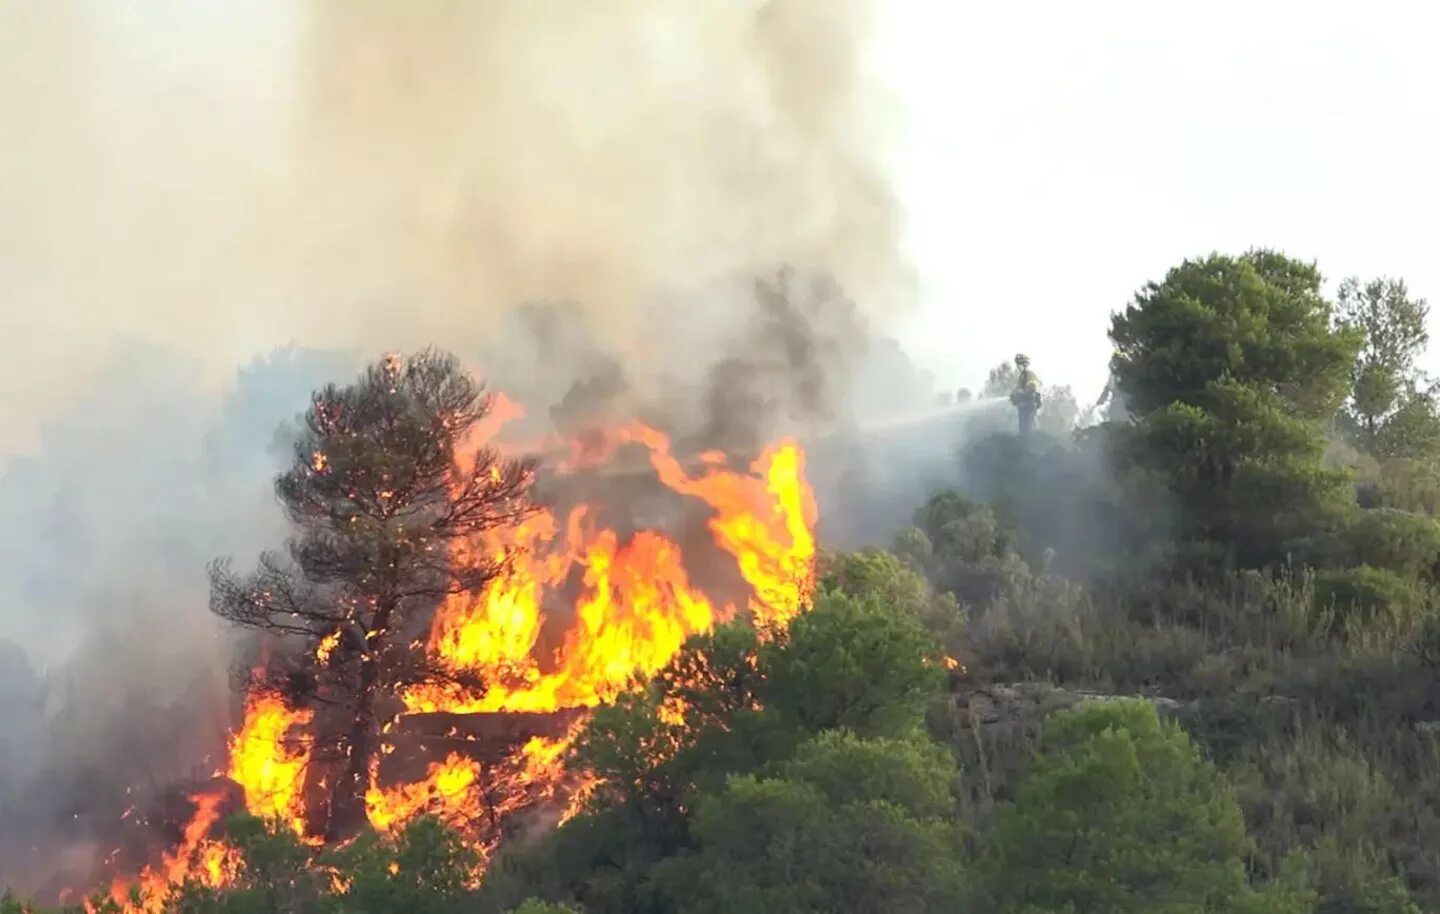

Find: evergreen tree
<box><xmin>208</xmin><ymin>350</ymin><xmax>536</xmax><ymax>838</ymax></box>
<box><xmin>1109</xmin><ymin>251</ymin><xmax>1363</xmax><ymax>569</ymax></box>
<box><xmin>1335</xmin><ymin>276</ymin><xmax>1433</xmax><ymax>455</ymax></box>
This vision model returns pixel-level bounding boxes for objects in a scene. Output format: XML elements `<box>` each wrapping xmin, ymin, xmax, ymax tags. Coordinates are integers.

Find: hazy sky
<box><xmin>877</xmin><ymin>0</ymin><xmax>1440</xmax><ymax>405</ymax></box>
<box><xmin>3</xmin><ymin>1</ymin><xmax>1439</xmax><ymax>452</ymax></box>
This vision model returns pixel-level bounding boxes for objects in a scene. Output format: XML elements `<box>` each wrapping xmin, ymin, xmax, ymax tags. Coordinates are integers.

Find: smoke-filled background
<box><xmin>0</xmin><ymin>1</ymin><xmax>987</xmax><ymax>896</ymax></box>
<box><xmin>0</xmin><ymin>0</ymin><xmax>918</xmax><ymax>454</ymax></box>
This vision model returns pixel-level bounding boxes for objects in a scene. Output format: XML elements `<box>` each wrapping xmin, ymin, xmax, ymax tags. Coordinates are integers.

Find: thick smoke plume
<box><xmin>0</xmin><ymin>0</ymin><xmax>924</xmax><ymax>898</ymax></box>
<box><xmin>1</xmin><ymin>0</ymin><xmax>912</xmax><ymax>453</ymax></box>
<box><xmin>293</xmin><ymin>0</ymin><xmax>911</xmax><ymax>350</ymax></box>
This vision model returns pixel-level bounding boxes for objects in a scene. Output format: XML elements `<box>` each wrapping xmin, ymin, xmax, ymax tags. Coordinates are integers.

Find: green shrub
<box><xmin>759</xmin><ymin>588</ymin><xmax>945</xmax><ymax>739</ymax></box>
<box><xmin>965</xmin><ymin>575</ymin><xmax>1100</xmax><ymax>684</ymax></box>
<box><xmin>897</xmin><ymin>492</ymin><xmax>1033</xmax><ymax>610</ymax></box>
<box><xmin>1376</xmin><ymin>457</ymin><xmax>1440</xmax><ymax>516</ymax></box>
<box><xmin>821</xmin><ymin>548</ymin><xmax>966</xmax><ymax>662</ymax></box>
<box><xmin>1313</xmin><ymin>565</ymin><xmax>1428</xmax><ymax>638</ymax></box>
<box><xmin>1298</xmin><ymin>507</ymin><xmax>1440</xmax><ymax>581</ymax></box>
<box><xmin>977</xmin><ymin>700</ymin><xmax>1310</xmax><ymax>913</ymax></box>
<box><xmin>1232</xmin><ymin>728</ymin><xmax>1429</xmax><ymax>913</ymax></box>
<box><xmin>650</xmin><ymin>731</ymin><xmax>966</xmax><ymax>914</ymax></box>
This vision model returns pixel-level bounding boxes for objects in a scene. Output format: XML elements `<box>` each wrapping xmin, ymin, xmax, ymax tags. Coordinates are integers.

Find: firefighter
<box><xmin>1009</xmin><ymin>353</ymin><xmax>1042</xmax><ymax>435</ymax></box>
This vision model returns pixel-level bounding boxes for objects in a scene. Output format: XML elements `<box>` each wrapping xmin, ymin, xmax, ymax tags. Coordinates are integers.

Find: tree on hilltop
<box><xmin>1108</xmin><ymin>251</ymin><xmax>1364</xmax><ymax>569</ymax></box>
<box><xmin>1334</xmin><ymin>275</ymin><xmax>1440</xmax><ymax>459</ymax></box>
<box><xmin>1110</xmin><ymin>250</ymin><xmax>1360</xmax><ymax>420</ymax></box>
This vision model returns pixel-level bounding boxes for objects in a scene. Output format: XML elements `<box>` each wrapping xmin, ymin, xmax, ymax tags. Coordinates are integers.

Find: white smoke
<box><xmin>0</xmin><ymin>1</ymin><xmax>920</xmax><ymax>897</ymax></box>
<box><xmin>0</xmin><ymin>0</ymin><xmax>913</xmax><ymax>454</ymax></box>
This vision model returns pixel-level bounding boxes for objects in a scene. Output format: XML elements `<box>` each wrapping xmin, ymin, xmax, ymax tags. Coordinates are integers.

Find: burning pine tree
<box><xmin>208</xmin><ymin>350</ymin><xmax>537</xmax><ymax>839</ymax></box>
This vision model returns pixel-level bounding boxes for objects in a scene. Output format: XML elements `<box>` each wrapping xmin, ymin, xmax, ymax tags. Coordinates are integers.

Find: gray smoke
<box><xmin>808</xmin><ymin>397</ymin><xmax>1018</xmax><ymax>549</ymax></box>
<box><xmin>0</xmin><ymin>0</ymin><xmax>930</xmax><ymax>898</ymax></box>
<box><xmin>0</xmin><ymin>345</ymin><xmax>353</xmax><ymax>897</ymax></box>
<box><xmin>1</xmin><ymin>0</ymin><xmax>914</xmax><ymax>454</ymax></box>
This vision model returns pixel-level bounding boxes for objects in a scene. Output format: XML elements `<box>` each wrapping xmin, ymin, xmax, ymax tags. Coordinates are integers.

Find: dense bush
<box><xmin>647</xmin><ymin>732</ymin><xmax>966</xmax><ymax>914</ymax></box>
<box><xmin>976</xmin><ymin>700</ymin><xmax>1311</xmax><ymax>913</ymax></box>
<box><xmin>1313</xmin><ymin>565</ymin><xmax>1428</xmax><ymax>636</ymax></box>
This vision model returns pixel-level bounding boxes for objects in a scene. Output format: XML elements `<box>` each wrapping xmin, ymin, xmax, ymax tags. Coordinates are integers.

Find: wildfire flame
<box><xmin>620</xmin><ymin>423</ymin><xmax>817</xmax><ymax>630</ymax></box>
<box><xmin>106</xmin><ymin>790</ymin><xmax>238</xmax><ymax>913</ymax></box>
<box><xmin>227</xmin><ymin>692</ymin><xmax>314</xmax><ymax>838</ymax></box>
<box><xmin>362</xmin><ymin>722</ymin><xmax>596</xmax><ymax>859</ymax></box>
<box><xmin>365</xmin><ymin>753</ymin><xmax>482</xmax><ymax>835</ymax></box>
<box><xmin>405</xmin><ymin>427</ymin><xmax>815</xmax><ymax>715</ymax></box>
<box><xmin>101</xmin><ymin>397</ymin><xmax>817</xmax><ymax>909</ymax></box>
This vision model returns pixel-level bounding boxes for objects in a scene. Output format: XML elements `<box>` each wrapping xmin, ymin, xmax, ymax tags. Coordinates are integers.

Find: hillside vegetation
<box><xmin>8</xmin><ymin>249</ymin><xmax>1440</xmax><ymax>913</ymax></box>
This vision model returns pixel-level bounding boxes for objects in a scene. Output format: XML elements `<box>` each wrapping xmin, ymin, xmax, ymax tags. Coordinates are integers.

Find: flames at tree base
<box><xmin>93</xmin><ymin>403</ymin><xmax>818</xmax><ymax>914</ymax></box>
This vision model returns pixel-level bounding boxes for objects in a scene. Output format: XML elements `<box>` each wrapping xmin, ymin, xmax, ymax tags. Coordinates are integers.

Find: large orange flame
<box><xmin>362</xmin><ymin>723</ymin><xmax>594</xmax><ymax>864</ymax></box>
<box><xmin>404</xmin><ymin>426</ymin><xmax>815</xmax><ymax>716</ymax></box>
<box><xmin>621</xmin><ymin>425</ymin><xmax>817</xmax><ymax>630</ymax></box>
<box><xmin>378</xmin><ymin>425</ymin><xmax>815</xmax><ymax>858</ymax></box>
<box><xmin>227</xmin><ymin>692</ymin><xmax>314</xmax><ymax>837</ymax></box>
<box><xmin>101</xmin><ymin>396</ymin><xmax>817</xmax><ymax>907</ymax></box>
<box><xmin>365</xmin><ymin>753</ymin><xmax>483</xmax><ymax>835</ymax></box>
<box><xmin>102</xmin><ymin>692</ymin><xmax>312</xmax><ymax>912</ymax></box>
<box><xmin>106</xmin><ymin>790</ymin><xmax>239</xmax><ymax>913</ymax></box>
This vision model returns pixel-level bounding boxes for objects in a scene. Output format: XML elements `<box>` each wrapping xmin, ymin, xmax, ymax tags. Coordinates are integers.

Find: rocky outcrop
<box><xmin>945</xmin><ymin>682</ymin><xmax>1182</xmax><ymax>731</ymax></box>
<box><xmin>935</xmin><ymin>682</ymin><xmax>1191</xmax><ymax>805</ymax></box>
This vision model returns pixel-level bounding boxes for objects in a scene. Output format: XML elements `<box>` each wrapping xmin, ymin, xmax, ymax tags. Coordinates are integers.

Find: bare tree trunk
<box><xmin>326</xmin><ymin>601</ymin><xmax>392</xmax><ymax>839</ymax></box>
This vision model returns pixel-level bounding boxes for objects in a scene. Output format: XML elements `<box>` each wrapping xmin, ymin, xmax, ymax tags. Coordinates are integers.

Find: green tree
<box><xmin>1109</xmin><ymin>252</ymin><xmax>1363</xmax><ymax>569</ymax></box>
<box><xmin>160</xmin><ymin>814</ymin><xmax>480</xmax><ymax>914</ymax></box>
<box><xmin>1111</xmin><ymin>250</ymin><xmax>1360</xmax><ymax>419</ymax></box>
<box><xmin>1301</xmin><ymin>508</ymin><xmax>1440</xmax><ymax>581</ymax></box>
<box><xmin>979</xmin><ymin>700</ymin><xmax>1312</xmax><ymax>913</ymax></box>
<box><xmin>1375</xmin><ymin>457</ymin><xmax>1440</xmax><ymax>516</ymax></box>
<box><xmin>1335</xmin><ymin>276</ymin><xmax>1431</xmax><ymax>452</ymax></box>
<box><xmin>1370</xmin><ymin>391</ymin><xmax>1440</xmax><ymax>461</ymax></box>
<box><xmin>512</xmin><ymin>624</ymin><xmax>787</xmax><ymax>914</ymax></box>
<box><xmin>1133</xmin><ymin>378</ymin><xmax>1350</xmax><ymax>564</ymax></box>
<box><xmin>757</xmin><ymin>588</ymin><xmax>945</xmax><ymax>738</ymax></box>
<box><xmin>170</xmin><ymin>813</ymin><xmax>330</xmax><ymax>914</ymax></box>
<box><xmin>0</xmin><ymin>894</ymin><xmax>46</xmax><ymax>914</ymax></box>
<box><xmin>207</xmin><ymin>350</ymin><xmax>537</xmax><ymax>837</ymax></box>
<box><xmin>332</xmin><ymin>817</ymin><xmax>479</xmax><ymax>914</ymax></box>
<box><xmin>896</xmin><ymin>491</ymin><xmax>1032</xmax><ymax>608</ymax></box>
<box><xmin>572</xmin><ymin>586</ymin><xmax>944</xmax><ymax>814</ymax></box>
<box><xmin>652</xmin><ymin>731</ymin><xmax>966</xmax><ymax>914</ymax></box>
<box><xmin>820</xmin><ymin>549</ymin><xmax>964</xmax><ymax>659</ymax></box>
<box><xmin>571</xmin><ymin>622</ymin><xmax>775</xmax><ymax>818</ymax></box>
<box><xmin>1038</xmin><ymin>384</ymin><xmax>1083</xmax><ymax>436</ymax></box>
